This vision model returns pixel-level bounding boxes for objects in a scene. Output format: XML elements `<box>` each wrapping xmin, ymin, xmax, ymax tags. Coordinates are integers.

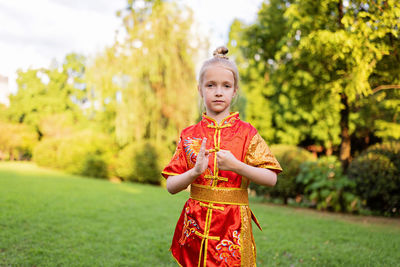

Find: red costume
<box><xmin>162</xmin><ymin>113</ymin><xmax>282</xmax><ymax>267</ymax></box>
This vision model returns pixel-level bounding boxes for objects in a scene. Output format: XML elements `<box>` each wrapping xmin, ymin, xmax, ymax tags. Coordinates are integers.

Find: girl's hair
<box><xmin>198</xmin><ymin>46</ymin><xmax>239</xmax><ymax>89</ymax></box>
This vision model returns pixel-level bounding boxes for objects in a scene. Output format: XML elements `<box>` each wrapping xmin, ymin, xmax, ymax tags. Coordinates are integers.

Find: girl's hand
<box><xmin>216</xmin><ymin>150</ymin><xmax>240</xmax><ymax>172</ymax></box>
<box><xmin>193</xmin><ymin>138</ymin><xmax>209</xmax><ymax>176</ymax></box>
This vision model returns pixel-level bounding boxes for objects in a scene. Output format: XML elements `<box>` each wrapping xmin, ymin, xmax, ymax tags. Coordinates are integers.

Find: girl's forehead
<box><xmin>202</xmin><ymin>65</ymin><xmax>235</xmax><ymax>80</ymax></box>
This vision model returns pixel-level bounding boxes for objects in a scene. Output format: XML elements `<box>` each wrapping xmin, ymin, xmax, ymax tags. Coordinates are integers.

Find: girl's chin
<box><xmin>208</xmin><ymin>104</ymin><xmax>228</xmax><ymax>111</ymax></box>
<box><xmin>206</xmin><ymin>108</ymin><xmax>230</xmax><ymax>115</ymax></box>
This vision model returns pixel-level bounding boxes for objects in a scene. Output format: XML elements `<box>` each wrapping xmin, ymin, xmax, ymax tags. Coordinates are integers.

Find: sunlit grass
<box><xmin>1</xmin><ymin>162</ymin><xmax>399</xmax><ymax>266</ymax></box>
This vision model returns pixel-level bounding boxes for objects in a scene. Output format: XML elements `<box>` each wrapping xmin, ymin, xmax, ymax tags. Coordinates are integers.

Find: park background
<box><xmin>0</xmin><ymin>0</ymin><xmax>399</xmax><ymax>265</ymax></box>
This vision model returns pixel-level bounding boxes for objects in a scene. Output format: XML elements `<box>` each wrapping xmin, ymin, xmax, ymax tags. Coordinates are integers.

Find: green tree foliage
<box><xmin>85</xmin><ymin>47</ymin><xmax>119</xmax><ymax>136</ymax></box>
<box><xmin>116</xmin><ymin>0</ymin><xmax>198</xmax><ymax>149</ymax></box>
<box><xmin>229</xmin><ymin>0</ymin><xmax>400</xmax><ymax>168</ymax></box>
<box><xmin>85</xmin><ymin>0</ymin><xmax>200</xmax><ymax>181</ymax></box>
<box><xmin>6</xmin><ymin>54</ymin><xmax>86</xmax><ymax>139</ymax></box>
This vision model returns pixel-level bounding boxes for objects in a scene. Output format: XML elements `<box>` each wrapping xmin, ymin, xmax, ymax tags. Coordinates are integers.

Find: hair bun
<box><xmin>213</xmin><ymin>46</ymin><xmax>229</xmax><ymax>59</ymax></box>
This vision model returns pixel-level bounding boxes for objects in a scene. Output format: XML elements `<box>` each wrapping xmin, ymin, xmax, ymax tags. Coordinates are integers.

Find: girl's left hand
<box><xmin>216</xmin><ymin>150</ymin><xmax>240</xmax><ymax>172</ymax></box>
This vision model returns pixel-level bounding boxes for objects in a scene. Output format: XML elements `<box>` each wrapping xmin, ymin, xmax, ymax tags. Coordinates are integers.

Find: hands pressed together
<box><xmin>167</xmin><ymin>136</ymin><xmax>276</xmax><ymax>194</ymax></box>
<box><xmin>193</xmin><ymin>138</ymin><xmax>210</xmax><ymax>176</ymax></box>
<box><xmin>194</xmin><ymin>137</ymin><xmax>240</xmax><ymax>175</ymax></box>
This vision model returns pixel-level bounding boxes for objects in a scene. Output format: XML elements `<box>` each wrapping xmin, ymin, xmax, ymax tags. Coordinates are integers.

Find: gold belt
<box><xmin>190</xmin><ymin>184</ymin><xmax>249</xmax><ymax>205</ymax></box>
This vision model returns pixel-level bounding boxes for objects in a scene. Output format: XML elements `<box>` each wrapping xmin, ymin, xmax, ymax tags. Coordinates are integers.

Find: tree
<box><xmin>85</xmin><ymin>0</ymin><xmax>202</xmax><ymax>181</ymax></box>
<box><xmin>229</xmin><ymin>0</ymin><xmax>400</xmax><ymax>169</ymax></box>
<box><xmin>6</xmin><ymin>53</ymin><xmax>87</xmax><ymax>139</ymax></box>
<box><xmin>87</xmin><ymin>1</ymin><xmax>199</xmax><ymax>150</ymax></box>
<box><xmin>117</xmin><ymin>0</ymin><xmax>199</xmax><ymax>150</ymax></box>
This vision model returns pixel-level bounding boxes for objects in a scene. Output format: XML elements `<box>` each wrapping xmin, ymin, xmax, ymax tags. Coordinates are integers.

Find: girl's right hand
<box><xmin>193</xmin><ymin>137</ymin><xmax>209</xmax><ymax>176</ymax></box>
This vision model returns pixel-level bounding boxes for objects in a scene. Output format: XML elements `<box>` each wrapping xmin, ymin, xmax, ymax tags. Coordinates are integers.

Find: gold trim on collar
<box><xmin>202</xmin><ymin>112</ymin><xmax>239</xmax><ymax>126</ymax></box>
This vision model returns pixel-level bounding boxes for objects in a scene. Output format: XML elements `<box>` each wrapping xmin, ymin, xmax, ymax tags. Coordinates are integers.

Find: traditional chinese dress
<box><xmin>162</xmin><ymin>112</ymin><xmax>282</xmax><ymax>267</ymax></box>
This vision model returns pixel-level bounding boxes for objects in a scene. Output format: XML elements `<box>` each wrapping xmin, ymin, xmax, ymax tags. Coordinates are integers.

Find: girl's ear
<box><xmin>233</xmin><ymin>87</ymin><xmax>238</xmax><ymax>98</ymax></box>
<box><xmin>198</xmin><ymin>84</ymin><xmax>203</xmax><ymax>97</ymax></box>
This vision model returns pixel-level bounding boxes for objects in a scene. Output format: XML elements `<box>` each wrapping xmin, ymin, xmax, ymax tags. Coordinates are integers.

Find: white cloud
<box><xmin>0</xmin><ymin>0</ymin><xmax>263</xmax><ymax>94</ymax></box>
<box><xmin>184</xmin><ymin>0</ymin><xmax>263</xmax><ymax>54</ymax></box>
<box><xmin>0</xmin><ymin>0</ymin><xmax>125</xmax><ymax>93</ymax></box>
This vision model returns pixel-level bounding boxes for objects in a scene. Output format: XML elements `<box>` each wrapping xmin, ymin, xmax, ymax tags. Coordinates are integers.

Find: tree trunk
<box><xmin>339</xmin><ymin>93</ymin><xmax>351</xmax><ymax>171</ymax></box>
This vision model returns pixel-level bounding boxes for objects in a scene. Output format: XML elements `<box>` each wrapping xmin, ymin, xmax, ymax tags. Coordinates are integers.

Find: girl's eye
<box><xmin>224</xmin><ymin>84</ymin><xmax>232</xmax><ymax>88</ymax></box>
<box><xmin>207</xmin><ymin>84</ymin><xmax>213</xmax><ymax>87</ymax></box>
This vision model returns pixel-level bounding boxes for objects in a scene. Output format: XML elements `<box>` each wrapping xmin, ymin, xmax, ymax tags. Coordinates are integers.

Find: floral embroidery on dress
<box><xmin>179</xmin><ymin>206</ymin><xmax>200</xmax><ymax>246</ymax></box>
<box><xmin>224</xmin><ymin>115</ymin><xmax>239</xmax><ymax>126</ymax></box>
<box><xmin>183</xmin><ymin>137</ymin><xmax>202</xmax><ymax>168</ymax></box>
<box><xmin>215</xmin><ymin>230</ymin><xmax>241</xmax><ymax>266</ymax></box>
<box><xmin>172</xmin><ymin>137</ymin><xmax>182</xmax><ymax>161</ymax></box>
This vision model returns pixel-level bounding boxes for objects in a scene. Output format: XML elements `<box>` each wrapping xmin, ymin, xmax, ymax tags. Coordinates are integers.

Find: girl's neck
<box><xmin>205</xmin><ymin>110</ymin><xmax>231</xmax><ymax>125</ymax></box>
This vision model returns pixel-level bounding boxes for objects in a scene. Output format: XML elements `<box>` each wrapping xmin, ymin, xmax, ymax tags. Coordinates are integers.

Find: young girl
<box><xmin>162</xmin><ymin>46</ymin><xmax>282</xmax><ymax>267</ymax></box>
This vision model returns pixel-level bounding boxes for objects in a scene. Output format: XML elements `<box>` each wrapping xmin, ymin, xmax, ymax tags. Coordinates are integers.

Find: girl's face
<box><xmin>199</xmin><ymin>65</ymin><xmax>237</xmax><ymax>118</ymax></box>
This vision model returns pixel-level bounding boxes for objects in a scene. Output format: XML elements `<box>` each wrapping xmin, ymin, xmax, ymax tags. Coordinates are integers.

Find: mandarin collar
<box><xmin>201</xmin><ymin>112</ymin><xmax>240</xmax><ymax>127</ymax></box>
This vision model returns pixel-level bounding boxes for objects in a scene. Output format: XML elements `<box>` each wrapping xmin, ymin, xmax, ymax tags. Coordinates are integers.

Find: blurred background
<box><xmin>0</xmin><ymin>0</ymin><xmax>399</xmax><ymax>217</ymax></box>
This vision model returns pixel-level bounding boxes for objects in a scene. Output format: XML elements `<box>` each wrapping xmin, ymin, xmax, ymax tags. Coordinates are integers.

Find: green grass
<box><xmin>1</xmin><ymin>162</ymin><xmax>399</xmax><ymax>266</ymax></box>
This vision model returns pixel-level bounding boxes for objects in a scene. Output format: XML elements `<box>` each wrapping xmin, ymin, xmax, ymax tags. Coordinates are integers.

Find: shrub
<box><xmin>81</xmin><ymin>154</ymin><xmax>109</xmax><ymax>179</ymax></box>
<box><xmin>32</xmin><ymin>138</ymin><xmax>60</xmax><ymax>168</ymax></box>
<box><xmin>250</xmin><ymin>144</ymin><xmax>315</xmax><ymax>203</ymax></box>
<box><xmin>134</xmin><ymin>142</ymin><xmax>161</xmax><ymax>184</ymax></box>
<box><xmin>0</xmin><ymin>121</ymin><xmax>37</xmax><ymax>160</ymax></box>
<box><xmin>348</xmin><ymin>142</ymin><xmax>400</xmax><ymax>216</ymax></box>
<box><xmin>56</xmin><ymin>131</ymin><xmax>114</xmax><ymax>178</ymax></box>
<box><xmin>113</xmin><ymin>143</ymin><xmax>136</xmax><ymax>181</ymax></box>
<box><xmin>33</xmin><ymin>130</ymin><xmax>115</xmax><ymax>179</ymax></box>
<box><xmin>296</xmin><ymin>156</ymin><xmax>360</xmax><ymax>213</ymax></box>
<box><xmin>114</xmin><ymin>141</ymin><xmax>162</xmax><ymax>184</ymax></box>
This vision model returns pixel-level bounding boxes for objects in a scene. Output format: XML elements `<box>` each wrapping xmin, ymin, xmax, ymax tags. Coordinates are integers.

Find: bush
<box><xmin>348</xmin><ymin>142</ymin><xmax>400</xmax><ymax>216</ymax></box>
<box><xmin>134</xmin><ymin>142</ymin><xmax>161</xmax><ymax>184</ymax></box>
<box><xmin>113</xmin><ymin>143</ymin><xmax>136</xmax><ymax>181</ymax></box>
<box><xmin>80</xmin><ymin>154</ymin><xmax>109</xmax><ymax>179</ymax></box>
<box><xmin>296</xmin><ymin>156</ymin><xmax>360</xmax><ymax>213</ymax></box>
<box><xmin>0</xmin><ymin>121</ymin><xmax>37</xmax><ymax>160</ymax></box>
<box><xmin>32</xmin><ymin>138</ymin><xmax>60</xmax><ymax>168</ymax></box>
<box><xmin>250</xmin><ymin>144</ymin><xmax>315</xmax><ymax>203</ymax></box>
<box><xmin>33</xmin><ymin>130</ymin><xmax>114</xmax><ymax>179</ymax></box>
<box><xmin>114</xmin><ymin>141</ymin><xmax>161</xmax><ymax>184</ymax></box>
<box><xmin>57</xmin><ymin>131</ymin><xmax>113</xmax><ymax>178</ymax></box>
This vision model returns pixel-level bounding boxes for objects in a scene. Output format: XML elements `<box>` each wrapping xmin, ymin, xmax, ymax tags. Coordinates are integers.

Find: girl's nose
<box><xmin>215</xmin><ymin>86</ymin><xmax>223</xmax><ymax>96</ymax></box>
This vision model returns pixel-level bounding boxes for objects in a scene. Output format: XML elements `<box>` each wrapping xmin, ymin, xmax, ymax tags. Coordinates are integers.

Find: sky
<box><xmin>0</xmin><ymin>0</ymin><xmax>264</xmax><ymax>100</ymax></box>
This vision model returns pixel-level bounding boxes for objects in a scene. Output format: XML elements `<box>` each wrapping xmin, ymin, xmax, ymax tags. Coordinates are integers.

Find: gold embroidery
<box><xmin>199</xmin><ymin>202</ymin><xmax>225</xmax><ymax>211</ymax></box>
<box><xmin>190</xmin><ymin>184</ymin><xmax>249</xmax><ymax>205</ymax></box>
<box><xmin>193</xmin><ymin>184</ymin><xmax>245</xmax><ymax>190</ymax></box>
<box><xmin>240</xmin><ymin>176</ymin><xmax>249</xmax><ymax>189</ymax></box>
<box><xmin>202</xmin><ymin>112</ymin><xmax>239</xmax><ymax>126</ymax></box>
<box><xmin>240</xmin><ymin>206</ymin><xmax>256</xmax><ymax>266</ymax></box>
<box><xmin>245</xmin><ymin>133</ymin><xmax>282</xmax><ymax>172</ymax></box>
<box><xmin>204</xmin><ymin>175</ymin><xmax>228</xmax><ymax>182</ymax></box>
<box><xmin>195</xmin><ymin>231</ymin><xmax>220</xmax><ymax>241</ymax></box>
<box><xmin>197</xmin><ymin>206</ymin><xmax>212</xmax><ymax>267</ymax></box>
<box><xmin>203</xmin><ymin>207</ymin><xmax>214</xmax><ymax>266</ymax></box>
<box><xmin>161</xmin><ymin>171</ymin><xmax>180</xmax><ymax>176</ymax></box>
<box><xmin>195</xmin><ymin>112</ymin><xmax>241</xmax><ymax>266</ymax></box>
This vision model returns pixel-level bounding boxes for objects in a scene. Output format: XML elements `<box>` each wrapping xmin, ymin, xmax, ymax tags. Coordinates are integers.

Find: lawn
<box><xmin>1</xmin><ymin>162</ymin><xmax>399</xmax><ymax>266</ymax></box>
